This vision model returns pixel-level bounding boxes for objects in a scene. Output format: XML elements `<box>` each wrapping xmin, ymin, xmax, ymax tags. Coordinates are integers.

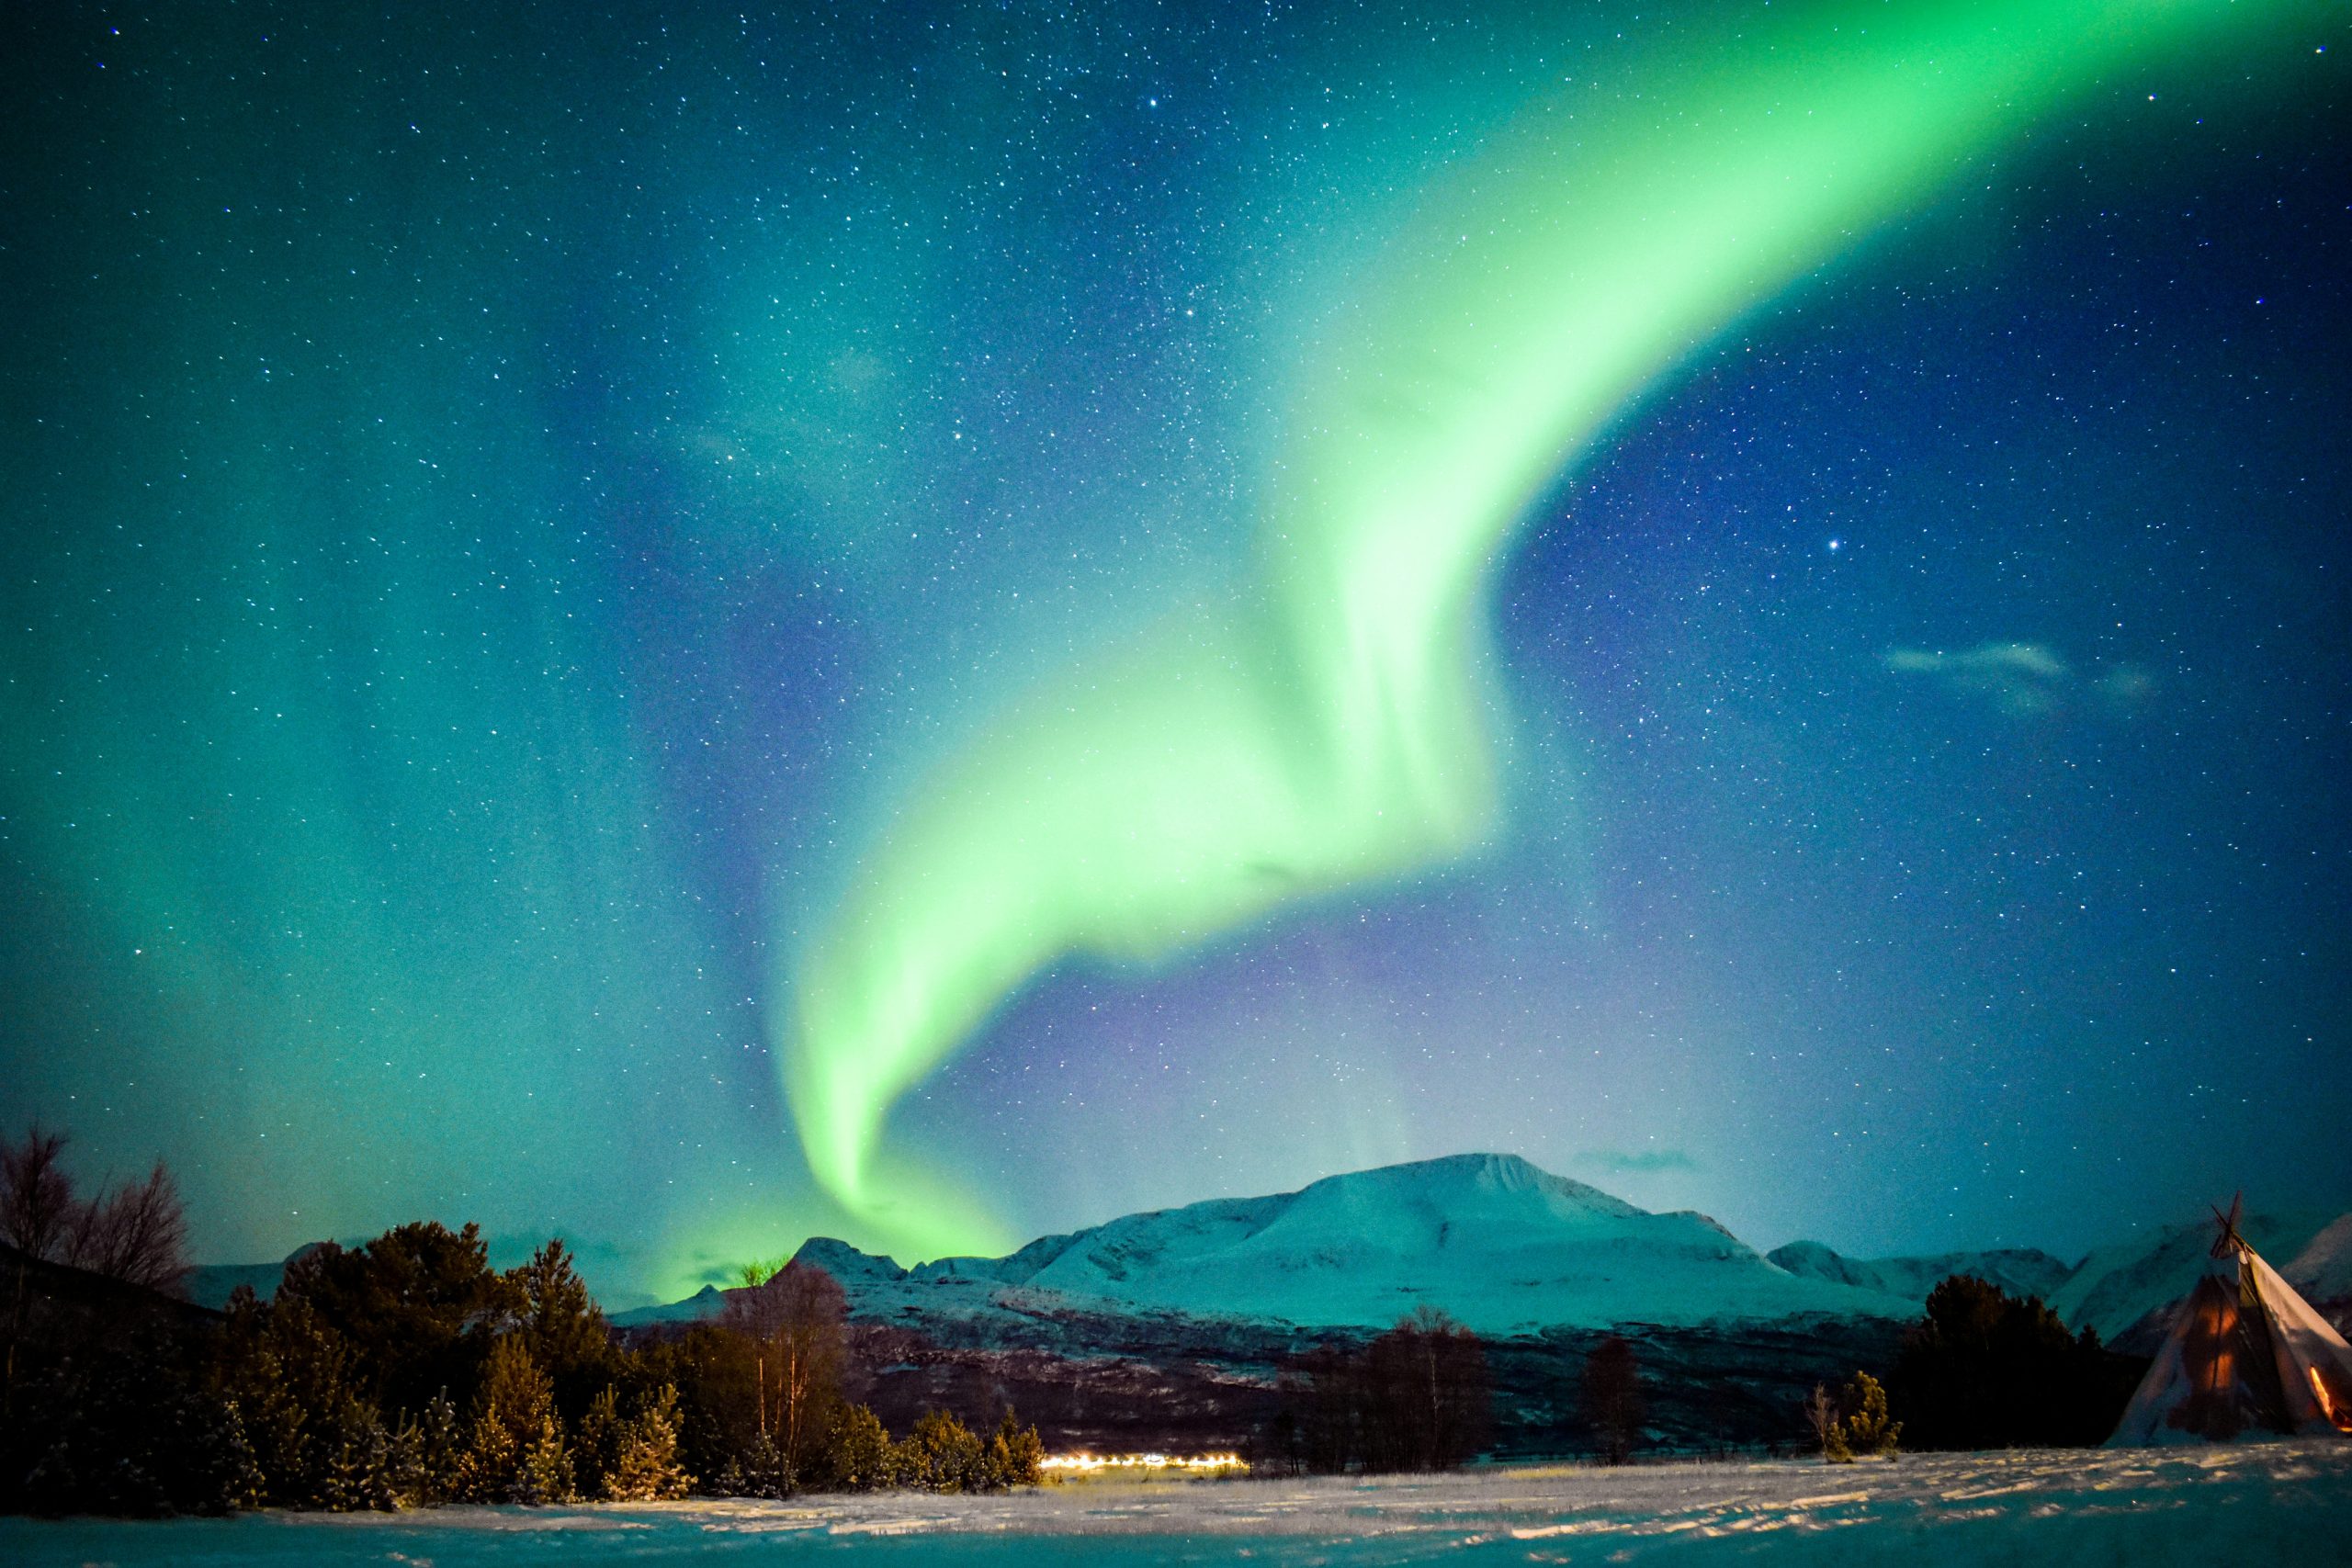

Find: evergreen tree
<box><xmin>415</xmin><ymin>1388</ymin><xmax>463</xmax><ymax>1504</ymax></box>
<box><xmin>649</xmin><ymin>1323</ymin><xmax>762</xmax><ymax>1491</ymax></box>
<box><xmin>11</xmin><ymin>1323</ymin><xmax>261</xmax><ymax>1517</ymax></box>
<box><xmin>895</xmin><ymin>1409</ymin><xmax>984</xmax><ymax>1493</ymax></box>
<box><xmin>384</xmin><ymin>1412</ymin><xmax>430</xmax><ymax>1507</ymax></box>
<box><xmin>315</xmin><ymin>1397</ymin><xmax>399</xmax><ymax>1512</ymax></box>
<box><xmin>453</xmin><ymin>1402</ymin><xmax>519</xmax><ymax>1501</ymax></box>
<box><xmin>1890</xmin><ymin>1275</ymin><xmax>2137</xmax><ymax>1449</ymax></box>
<box><xmin>506</xmin><ymin>1239</ymin><xmax>610</xmax><ymax>1400</ymax></box>
<box><xmin>574</xmin><ymin>1384</ymin><xmax>626</xmax><ymax>1500</ymax></box>
<box><xmin>216</xmin><ymin>1287</ymin><xmax>308</xmax><ymax>1500</ymax></box>
<box><xmin>981</xmin><ymin>1408</ymin><xmax>1046</xmax><ymax>1489</ymax></box>
<box><xmin>1838</xmin><ymin>1371</ymin><xmax>1901</xmax><ymax>1459</ymax></box>
<box><xmin>513</xmin><ymin>1410</ymin><xmax>576</xmax><ymax>1505</ymax></box>
<box><xmin>276</xmin><ymin>1222</ymin><xmax>514</xmax><ymax>1425</ymax></box>
<box><xmin>734</xmin><ymin>1430</ymin><xmax>789</xmax><ymax>1497</ymax></box>
<box><xmin>456</xmin><ymin>1335</ymin><xmax>561</xmax><ymax>1503</ymax></box>
<box><xmin>216</xmin><ymin>1289</ymin><xmax>406</xmax><ymax>1508</ymax></box>
<box><xmin>209</xmin><ymin>1398</ymin><xmax>269</xmax><ymax>1513</ymax></box>
<box><xmin>822</xmin><ymin>1404</ymin><xmax>897</xmax><ymax>1492</ymax></box>
<box><xmin>608</xmin><ymin>1383</ymin><xmax>692</xmax><ymax>1500</ymax></box>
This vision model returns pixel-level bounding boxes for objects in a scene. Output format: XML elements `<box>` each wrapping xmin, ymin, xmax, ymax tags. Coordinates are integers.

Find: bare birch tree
<box><xmin>718</xmin><ymin>1259</ymin><xmax>846</xmax><ymax>1487</ymax></box>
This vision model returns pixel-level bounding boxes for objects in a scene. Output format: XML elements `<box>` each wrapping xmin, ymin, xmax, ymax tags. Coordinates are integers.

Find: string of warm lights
<box><xmin>1040</xmin><ymin>1452</ymin><xmax>1249</xmax><ymax>1475</ymax></box>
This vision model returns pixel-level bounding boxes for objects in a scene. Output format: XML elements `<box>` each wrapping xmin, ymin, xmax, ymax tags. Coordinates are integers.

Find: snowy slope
<box><xmin>1764</xmin><ymin>1241</ymin><xmax>2073</xmax><ymax>1307</ymax></box>
<box><xmin>2281</xmin><ymin>1215</ymin><xmax>2352</xmax><ymax>1331</ymax></box>
<box><xmin>612</xmin><ymin>1283</ymin><xmax>729</xmax><ymax>1326</ymax></box>
<box><xmin>612</xmin><ymin>1154</ymin><xmax>1919</xmax><ymax>1336</ymax></box>
<box><xmin>999</xmin><ymin>1154</ymin><xmax>1913</xmax><ymax>1332</ymax></box>
<box><xmin>181</xmin><ymin>1243</ymin><xmax>330</xmax><ymax>1310</ymax></box>
<box><xmin>2048</xmin><ymin>1209</ymin><xmax>2340</xmax><ymax>1346</ymax></box>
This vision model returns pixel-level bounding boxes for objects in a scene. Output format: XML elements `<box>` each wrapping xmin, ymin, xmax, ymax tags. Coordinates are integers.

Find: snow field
<box><xmin>6</xmin><ymin>1440</ymin><xmax>2347</xmax><ymax>1565</ymax></box>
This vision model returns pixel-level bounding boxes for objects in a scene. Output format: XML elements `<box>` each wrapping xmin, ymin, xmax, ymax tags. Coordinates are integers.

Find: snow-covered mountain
<box><xmin>198</xmin><ymin>1156</ymin><xmax>2352</xmax><ymax>1352</ymax></box>
<box><xmin>2048</xmin><ymin>1208</ymin><xmax>2342</xmax><ymax>1348</ymax></box>
<box><xmin>1763</xmin><ymin>1240</ymin><xmax>2074</xmax><ymax>1309</ymax></box>
<box><xmin>618</xmin><ymin>1153</ymin><xmax>1917</xmax><ymax>1336</ymax></box>
<box><xmin>994</xmin><ymin>1154</ymin><xmax>1923</xmax><ymax>1331</ymax></box>
<box><xmin>182</xmin><ymin>1242</ymin><xmax>331</xmax><ymax>1311</ymax></box>
<box><xmin>2284</xmin><ymin>1215</ymin><xmax>2352</xmax><ymax>1325</ymax></box>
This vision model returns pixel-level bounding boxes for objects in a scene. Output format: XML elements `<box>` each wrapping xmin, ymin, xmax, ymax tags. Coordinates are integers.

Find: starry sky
<box><xmin>4</xmin><ymin>0</ymin><xmax>2346</xmax><ymax>1306</ymax></box>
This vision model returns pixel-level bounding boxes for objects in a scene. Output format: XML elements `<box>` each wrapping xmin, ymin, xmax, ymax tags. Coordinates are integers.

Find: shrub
<box><xmin>822</xmin><ymin>1404</ymin><xmax>897</xmax><ymax>1491</ymax></box>
<box><xmin>895</xmin><ymin>1409</ymin><xmax>985</xmax><ymax>1492</ymax></box>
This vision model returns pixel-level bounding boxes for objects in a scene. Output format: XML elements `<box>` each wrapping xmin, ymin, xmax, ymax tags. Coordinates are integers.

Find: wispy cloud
<box><xmin>1576</xmin><ymin>1147</ymin><xmax>1698</xmax><ymax>1176</ymax></box>
<box><xmin>1883</xmin><ymin>641</ymin><xmax>2154</xmax><ymax>718</ymax></box>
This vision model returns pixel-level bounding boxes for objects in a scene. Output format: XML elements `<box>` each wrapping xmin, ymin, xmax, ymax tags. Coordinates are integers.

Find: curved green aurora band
<box><xmin>782</xmin><ymin>0</ymin><xmax>2298</xmax><ymax>1254</ymax></box>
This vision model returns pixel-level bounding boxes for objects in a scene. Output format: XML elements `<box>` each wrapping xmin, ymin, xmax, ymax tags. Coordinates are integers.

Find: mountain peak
<box><xmin>791</xmin><ymin>1236</ymin><xmax>909</xmax><ymax>1283</ymax></box>
<box><xmin>989</xmin><ymin>1150</ymin><xmax>1905</xmax><ymax>1332</ymax></box>
<box><xmin>1304</xmin><ymin>1151</ymin><xmax>1634</xmax><ymax>1211</ymax></box>
<box><xmin>617</xmin><ymin>1150</ymin><xmax>1918</xmax><ymax>1334</ymax></box>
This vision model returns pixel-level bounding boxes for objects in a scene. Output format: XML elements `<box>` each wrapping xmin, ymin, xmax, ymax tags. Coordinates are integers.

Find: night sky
<box><xmin>4</xmin><ymin>1</ymin><xmax>2346</xmax><ymax>1305</ymax></box>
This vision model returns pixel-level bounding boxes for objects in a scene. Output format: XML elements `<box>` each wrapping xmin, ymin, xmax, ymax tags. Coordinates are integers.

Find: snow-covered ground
<box><xmin>8</xmin><ymin>1442</ymin><xmax>2348</xmax><ymax>1565</ymax></box>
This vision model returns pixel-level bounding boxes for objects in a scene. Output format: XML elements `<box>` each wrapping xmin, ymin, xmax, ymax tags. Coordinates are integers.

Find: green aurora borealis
<box><xmin>785</xmin><ymin>0</ymin><xmax>2324</xmax><ymax>1253</ymax></box>
<box><xmin>5</xmin><ymin>0</ymin><xmax>2348</xmax><ymax>1301</ymax></box>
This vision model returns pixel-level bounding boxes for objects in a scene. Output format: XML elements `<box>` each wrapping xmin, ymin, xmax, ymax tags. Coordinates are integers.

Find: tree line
<box><xmin>5</xmin><ymin>1123</ymin><xmax>2154</xmax><ymax>1510</ymax></box>
<box><xmin>1802</xmin><ymin>1272</ymin><xmax>2145</xmax><ymax>1461</ymax></box>
<box><xmin>1261</xmin><ymin>1269</ymin><xmax>2146</xmax><ymax>1472</ymax></box>
<box><xmin>0</xmin><ymin>1127</ymin><xmax>1040</xmax><ymax>1517</ymax></box>
<box><xmin>1261</xmin><ymin>1305</ymin><xmax>1495</xmax><ymax>1473</ymax></box>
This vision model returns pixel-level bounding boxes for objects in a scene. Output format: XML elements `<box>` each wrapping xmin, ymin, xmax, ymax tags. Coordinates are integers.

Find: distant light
<box><xmin>1041</xmin><ymin>1451</ymin><xmax>1248</xmax><ymax>1474</ymax></box>
<box><xmin>1826</xmin><ymin>538</ymin><xmax>1842</xmax><ymax>553</ymax></box>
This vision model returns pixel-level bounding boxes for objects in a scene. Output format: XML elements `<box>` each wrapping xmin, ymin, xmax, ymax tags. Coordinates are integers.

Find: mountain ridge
<box><xmin>616</xmin><ymin>1152</ymin><xmax>1919</xmax><ymax>1335</ymax></box>
<box><xmin>200</xmin><ymin>1152</ymin><xmax>2350</xmax><ymax>1344</ymax></box>
<box><xmin>1765</xmin><ymin>1240</ymin><xmax>2075</xmax><ymax>1309</ymax></box>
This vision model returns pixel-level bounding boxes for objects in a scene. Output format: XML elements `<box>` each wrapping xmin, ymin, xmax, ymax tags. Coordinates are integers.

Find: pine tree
<box><xmin>981</xmin><ymin>1408</ymin><xmax>1046</xmax><ymax>1489</ymax></box>
<box><xmin>897</xmin><ymin>1410</ymin><xmax>983</xmax><ymax>1493</ymax></box>
<box><xmin>1891</xmin><ymin>1274</ymin><xmax>2130</xmax><ymax>1449</ymax></box>
<box><xmin>1838</xmin><ymin>1371</ymin><xmax>1901</xmax><ymax>1459</ymax></box>
<box><xmin>215</xmin><ymin>1291</ymin><xmax>404</xmax><ymax>1508</ymax></box>
<box><xmin>273</xmin><ymin>1223</ymin><xmax>511</xmax><ymax>1427</ymax></box>
<box><xmin>506</xmin><ymin>1239</ymin><xmax>609</xmax><ymax>1392</ymax></box>
<box><xmin>416</xmin><ymin>1388</ymin><xmax>462</xmax><ymax>1504</ymax></box>
<box><xmin>313</xmin><ymin>1394</ymin><xmax>397</xmax><ymax>1512</ymax></box>
<box><xmin>736</xmin><ymin>1430</ymin><xmax>787</xmax><ymax>1497</ymax></box>
<box><xmin>455</xmin><ymin>1335</ymin><xmax>560</xmax><ymax>1502</ymax></box>
<box><xmin>210</xmin><ymin>1398</ymin><xmax>268</xmax><ymax>1513</ymax></box>
<box><xmin>513</xmin><ymin>1411</ymin><xmax>575</xmax><ymax>1505</ymax></box>
<box><xmin>823</xmin><ymin>1404</ymin><xmax>896</xmax><ymax>1492</ymax></box>
<box><xmin>575</xmin><ymin>1384</ymin><xmax>625</xmax><ymax>1500</ymax></box>
<box><xmin>609</xmin><ymin>1383</ymin><xmax>692</xmax><ymax>1500</ymax></box>
<box><xmin>453</xmin><ymin>1398</ymin><xmax>520</xmax><ymax>1500</ymax></box>
<box><xmin>384</xmin><ymin>1412</ymin><xmax>429</xmax><ymax>1508</ymax></box>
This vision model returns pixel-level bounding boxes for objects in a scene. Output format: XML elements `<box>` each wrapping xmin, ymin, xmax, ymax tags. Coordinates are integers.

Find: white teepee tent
<box><xmin>2108</xmin><ymin>1198</ymin><xmax>2352</xmax><ymax>1445</ymax></box>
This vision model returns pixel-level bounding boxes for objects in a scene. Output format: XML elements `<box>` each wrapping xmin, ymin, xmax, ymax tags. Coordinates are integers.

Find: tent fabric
<box><xmin>2108</xmin><ymin>1224</ymin><xmax>2352</xmax><ymax>1445</ymax></box>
